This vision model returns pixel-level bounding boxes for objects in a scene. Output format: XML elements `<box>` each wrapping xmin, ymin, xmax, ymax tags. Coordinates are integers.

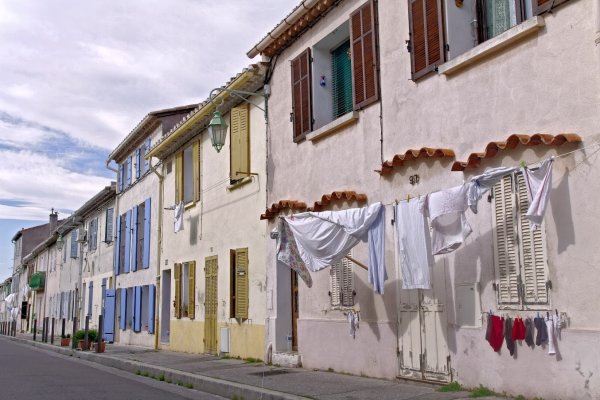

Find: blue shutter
<box><xmin>133</xmin><ymin>286</ymin><xmax>142</xmax><ymax>332</ymax></box>
<box><xmin>143</xmin><ymin>198</ymin><xmax>151</xmax><ymax>269</ymax></box>
<box><xmin>119</xmin><ymin>288</ymin><xmax>127</xmax><ymax>331</ymax></box>
<box><xmin>131</xmin><ymin>206</ymin><xmax>138</xmax><ymax>272</ymax></box>
<box><xmin>135</xmin><ymin>148</ymin><xmax>141</xmax><ymax>179</ymax></box>
<box><xmin>118</xmin><ymin>164</ymin><xmax>124</xmax><ymax>192</ymax></box>
<box><xmin>124</xmin><ymin>209</ymin><xmax>131</xmax><ymax>273</ymax></box>
<box><xmin>101</xmin><ymin>278</ymin><xmax>107</xmax><ymax>316</ymax></box>
<box><xmin>114</xmin><ymin>215</ymin><xmax>121</xmax><ymax>275</ymax></box>
<box><xmin>103</xmin><ymin>289</ymin><xmax>116</xmax><ymax>342</ymax></box>
<box><xmin>126</xmin><ymin>156</ymin><xmax>132</xmax><ymax>186</ymax></box>
<box><xmin>70</xmin><ymin>230</ymin><xmax>78</xmax><ymax>258</ymax></box>
<box><xmin>148</xmin><ymin>285</ymin><xmax>155</xmax><ymax>334</ymax></box>
<box><xmin>144</xmin><ymin>138</ymin><xmax>151</xmax><ymax>172</ymax></box>
<box><xmin>87</xmin><ymin>281</ymin><xmax>93</xmax><ymax>317</ymax></box>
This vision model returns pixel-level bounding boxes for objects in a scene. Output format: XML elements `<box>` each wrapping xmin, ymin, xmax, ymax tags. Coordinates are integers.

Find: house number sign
<box><xmin>409</xmin><ymin>174</ymin><xmax>420</xmax><ymax>185</ymax></box>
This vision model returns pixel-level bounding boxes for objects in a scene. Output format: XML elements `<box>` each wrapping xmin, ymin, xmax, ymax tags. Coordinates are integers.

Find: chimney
<box><xmin>49</xmin><ymin>208</ymin><xmax>58</xmax><ymax>232</ymax></box>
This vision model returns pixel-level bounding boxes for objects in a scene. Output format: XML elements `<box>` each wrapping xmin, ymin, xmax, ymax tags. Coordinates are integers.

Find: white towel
<box><xmin>174</xmin><ymin>202</ymin><xmax>184</xmax><ymax>233</ymax></box>
<box><xmin>522</xmin><ymin>158</ymin><xmax>554</xmax><ymax>231</ymax></box>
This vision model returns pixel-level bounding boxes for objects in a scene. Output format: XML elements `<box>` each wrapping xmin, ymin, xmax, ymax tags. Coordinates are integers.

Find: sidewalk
<box><xmin>3</xmin><ymin>333</ymin><xmax>503</xmax><ymax>400</ymax></box>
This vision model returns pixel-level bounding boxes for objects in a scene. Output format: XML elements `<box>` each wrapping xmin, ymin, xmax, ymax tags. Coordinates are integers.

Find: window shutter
<box><xmin>106</xmin><ymin>208</ymin><xmax>114</xmax><ymax>243</ymax></box>
<box><xmin>341</xmin><ymin>257</ymin><xmax>355</xmax><ymax>306</ymax></box>
<box><xmin>492</xmin><ymin>175</ymin><xmax>520</xmax><ymax>305</ymax></box>
<box><xmin>120</xmin><ymin>288</ymin><xmax>127</xmax><ymax>330</ymax></box>
<box><xmin>235</xmin><ymin>248</ymin><xmax>249</xmax><ymax>319</ymax></box>
<box><xmin>133</xmin><ymin>286</ymin><xmax>142</xmax><ymax>332</ymax></box>
<box><xmin>114</xmin><ymin>214</ymin><xmax>121</xmax><ymax>275</ymax></box>
<box><xmin>350</xmin><ymin>0</ymin><xmax>379</xmax><ymax>109</ymax></box>
<box><xmin>291</xmin><ymin>48</ymin><xmax>312</xmax><ymax>141</ymax></box>
<box><xmin>330</xmin><ymin>262</ymin><xmax>342</xmax><ymax>307</ymax></box>
<box><xmin>230</xmin><ymin>105</ymin><xmax>250</xmax><ymax>180</ymax></box>
<box><xmin>148</xmin><ymin>285</ymin><xmax>155</xmax><ymax>334</ymax></box>
<box><xmin>126</xmin><ymin>156</ymin><xmax>132</xmax><ymax>186</ymax></box>
<box><xmin>175</xmin><ymin>153</ymin><xmax>183</xmax><ymax>203</ymax></box>
<box><xmin>87</xmin><ymin>281</ymin><xmax>93</xmax><ymax>317</ymax></box>
<box><xmin>70</xmin><ymin>230</ymin><xmax>78</xmax><ymax>259</ymax></box>
<box><xmin>124</xmin><ymin>209</ymin><xmax>131</xmax><ymax>273</ymax></box>
<box><xmin>516</xmin><ymin>174</ymin><xmax>549</xmax><ymax>305</ymax></box>
<box><xmin>132</xmin><ymin>206</ymin><xmax>138</xmax><ymax>272</ymax></box>
<box><xmin>408</xmin><ymin>0</ymin><xmax>445</xmax><ymax>81</ymax></box>
<box><xmin>144</xmin><ymin>138</ymin><xmax>151</xmax><ymax>173</ymax></box>
<box><xmin>174</xmin><ymin>263</ymin><xmax>182</xmax><ymax>319</ymax></box>
<box><xmin>118</xmin><ymin>164</ymin><xmax>124</xmax><ymax>192</ymax></box>
<box><xmin>534</xmin><ymin>0</ymin><xmax>569</xmax><ymax>15</ymax></box>
<box><xmin>135</xmin><ymin>148</ymin><xmax>141</xmax><ymax>179</ymax></box>
<box><xmin>192</xmin><ymin>142</ymin><xmax>200</xmax><ymax>202</ymax></box>
<box><xmin>143</xmin><ymin>198</ymin><xmax>151</xmax><ymax>269</ymax></box>
<box><xmin>188</xmin><ymin>261</ymin><xmax>196</xmax><ymax>320</ymax></box>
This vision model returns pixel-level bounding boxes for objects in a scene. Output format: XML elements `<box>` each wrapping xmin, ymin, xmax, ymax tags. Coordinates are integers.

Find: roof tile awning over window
<box><xmin>260</xmin><ymin>200</ymin><xmax>307</xmax><ymax>220</ymax></box>
<box><xmin>308</xmin><ymin>191</ymin><xmax>367</xmax><ymax>212</ymax></box>
<box><xmin>378</xmin><ymin>148</ymin><xmax>455</xmax><ymax>175</ymax></box>
<box><xmin>451</xmin><ymin>133</ymin><xmax>582</xmax><ymax>171</ymax></box>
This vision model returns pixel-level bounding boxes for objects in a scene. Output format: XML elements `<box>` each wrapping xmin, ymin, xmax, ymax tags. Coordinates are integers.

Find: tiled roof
<box><xmin>247</xmin><ymin>0</ymin><xmax>341</xmax><ymax>58</ymax></box>
<box><xmin>308</xmin><ymin>191</ymin><xmax>368</xmax><ymax>211</ymax></box>
<box><xmin>147</xmin><ymin>63</ymin><xmax>268</xmax><ymax>160</ymax></box>
<box><xmin>451</xmin><ymin>133</ymin><xmax>582</xmax><ymax>171</ymax></box>
<box><xmin>378</xmin><ymin>148</ymin><xmax>455</xmax><ymax>175</ymax></box>
<box><xmin>260</xmin><ymin>200</ymin><xmax>307</xmax><ymax>220</ymax></box>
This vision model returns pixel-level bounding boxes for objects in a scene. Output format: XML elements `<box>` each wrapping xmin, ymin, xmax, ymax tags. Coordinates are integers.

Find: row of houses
<box><xmin>3</xmin><ymin>0</ymin><xmax>600</xmax><ymax>398</ymax></box>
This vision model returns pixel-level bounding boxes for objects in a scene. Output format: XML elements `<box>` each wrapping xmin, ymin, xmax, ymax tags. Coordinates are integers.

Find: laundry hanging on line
<box><xmin>466</xmin><ymin>166</ymin><xmax>519</xmax><ymax>214</ymax></box>
<box><xmin>174</xmin><ymin>201</ymin><xmax>184</xmax><ymax>233</ymax></box>
<box><xmin>276</xmin><ymin>218</ymin><xmax>313</xmax><ymax>288</ymax></box>
<box><xmin>522</xmin><ymin>158</ymin><xmax>554</xmax><ymax>231</ymax></box>
<box><xmin>281</xmin><ymin>202</ymin><xmax>387</xmax><ymax>294</ymax></box>
<box><xmin>395</xmin><ymin>198</ymin><xmax>433</xmax><ymax>289</ymax></box>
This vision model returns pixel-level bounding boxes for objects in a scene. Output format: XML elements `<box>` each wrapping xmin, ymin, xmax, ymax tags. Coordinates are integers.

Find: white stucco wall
<box><xmin>263</xmin><ymin>0</ymin><xmax>600</xmax><ymax>398</ymax></box>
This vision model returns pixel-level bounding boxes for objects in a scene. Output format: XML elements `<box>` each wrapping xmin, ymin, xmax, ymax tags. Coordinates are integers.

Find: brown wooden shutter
<box><xmin>193</xmin><ymin>142</ymin><xmax>200</xmax><ymax>202</ymax></box>
<box><xmin>188</xmin><ymin>261</ymin><xmax>196</xmax><ymax>319</ymax></box>
<box><xmin>175</xmin><ymin>152</ymin><xmax>183</xmax><ymax>203</ymax></box>
<box><xmin>235</xmin><ymin>248</ymin><xmax>249</xmax><ymax>319</ymax></box>
<box><xmin>174</xmin><ymin>263</ymin><xmax>182</xmax><ymax>319</ymax></box>
<box><xmin>350</xmin><ymin>0</ymin><xmax>379</xmax><ymax>110</ymax></box>
<box><xmin>534</xmin><ymin>0</ymin><xmax>570</xmax><ymax>15</ymax></box>
<box><xmin>291</xmin><ymin>48</ymin><xmax>312</xmax><ymax>142</ymax></box>
<box><xmin>408</xmin><ymin>0</ymin><xmax>445</xmax><ymax>81</ymax></box>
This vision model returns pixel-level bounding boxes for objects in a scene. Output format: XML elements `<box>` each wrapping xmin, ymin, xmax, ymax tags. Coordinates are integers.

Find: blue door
<box><xmin>103</xmin><ymin>289</ymin><xmax>116</xmax><ymax>342</ymax></box>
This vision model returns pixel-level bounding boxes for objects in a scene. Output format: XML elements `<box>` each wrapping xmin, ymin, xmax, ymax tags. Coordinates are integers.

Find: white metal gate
<box><xmin>397</xmin><ymin>259</ymin><xmax>450</xmax><ymax>382</ymax></box>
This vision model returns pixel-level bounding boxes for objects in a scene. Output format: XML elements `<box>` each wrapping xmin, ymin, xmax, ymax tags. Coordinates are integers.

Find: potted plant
<box><xmin>74</xmin><ymin>329</ymin><xmax>98</xmax><ymax>350</ymax></box>
<box><xmin>60</xmin><ymin>333</ymin><xmax>71</xmax><ymax>347</ymax></box>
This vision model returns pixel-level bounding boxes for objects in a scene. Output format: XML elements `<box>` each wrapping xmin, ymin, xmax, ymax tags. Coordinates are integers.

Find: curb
<box><xmin>2</xmin><ymin>336</ymin><xmax>310</xmax><ymax>400</ymax></box>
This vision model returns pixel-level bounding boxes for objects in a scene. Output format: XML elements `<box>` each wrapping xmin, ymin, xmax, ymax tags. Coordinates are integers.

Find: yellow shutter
<box><xmin>188</xmin><ymin>261</ymin><xmax>196</xmax><ymax>319</ymax></box>
<box><xmin>492</xmin><ymin>175</ymin><xmax>520</xmax><ymax>305</ymax></box>
<box><xmin>204</xmin><ymin>256</ymin><xmax>218</xmax><ymax>353</ymax></box>
<box><xmin>230</xmin><ymin>105</ymin><xmax>250</xmax><ymax>180</ymax></box>
<box><xmin>516</xmin><ymin>173</ymin><xmax>549</xmax><ymax>305</ymax></box>
<box><xmin>235</xmin><ymin>248</ymin><xmax>249</xmax><ymax>319</ymax></box>
<box><xmin>192</xmin><ymin>142</ymin><xmax>200</xmax><ymax>202</ymax></box>
<box><xmin>174</xmin><ymin>263</ymin><xmax>182</xmax><ymax>319</ymax></box>
<box><xmin>175</xmin><ymin>153</ymin><xmax>183</xmax><ymax>203</ymax></box>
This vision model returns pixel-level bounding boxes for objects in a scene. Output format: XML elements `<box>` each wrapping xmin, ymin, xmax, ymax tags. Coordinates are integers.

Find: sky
<box><xmin>0</xmin><ymin>0</ymin><xmax>299</xmax><ymax>281</ymax></box>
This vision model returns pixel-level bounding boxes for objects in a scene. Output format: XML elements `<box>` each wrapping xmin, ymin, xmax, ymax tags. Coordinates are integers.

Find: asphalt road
<box><xmin>0</xmin><ymin>338</ymin><xmax>226</xmax><ymax>400</ymax></box>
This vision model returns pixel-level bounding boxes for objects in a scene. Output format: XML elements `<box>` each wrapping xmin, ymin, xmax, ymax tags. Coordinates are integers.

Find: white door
<box><xmin>397</xmin><ymin>259</ymin><xmax>450</xmax><ymax>382</ymax></box>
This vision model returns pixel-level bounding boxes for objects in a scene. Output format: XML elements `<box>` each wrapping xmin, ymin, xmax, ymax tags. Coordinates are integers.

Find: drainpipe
<box><xmin>150</xmin><ymin>160</ymin><xmax>164</xmax><ymax>350</ymax></box>
<box><xmin>106</xmin><ymin>161</ymin><xmax>119</xmax><ymax>343</ymax></box>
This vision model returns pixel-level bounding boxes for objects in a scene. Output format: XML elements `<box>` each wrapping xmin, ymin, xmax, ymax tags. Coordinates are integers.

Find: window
<box><xmin>135</xmin><ymin>148</ymin><xmax>142</xmax><ymax>179</ymax></box>
<box><xmin>492</xmin><ymin>172</ymin><xmax>549</xmax><ymax>309</ymax></box>
<box><xmin>175</xmin><ymin>142</ymin><xmax>200</xmax><ymax>205</ymax></box>
<box><xmin>88</xmin><ymin>217</ymin><xmax>98</xmax><ymax>251</ymax></box>
<box><xmin>70</xmin><ymin>230</ymin><xmax>78</xmax><ymax>259</ymax></box>
<box><xmin>174</xmin><ymin>261</ymin><xmax>195</xmax><ymax>319</ymax></box>
<box><xmin>105</xmin><ymin>207</ymin><xmax>114</xmax><ymax>243</ymax></box>
<box><xmin>230</xmin><ymin>248</ymin><xmax>249</xmax><ymax>319</ymax></box>
<box><xmin>119</xmin><ymin>213</ymin><xmax>126</xmax><ymax>272</ymax></box>
<box><xmin>330</xmin><ymin>253</ymin><xmax>355</xmax><ymax>307</ymax></box>
<box><xmin>230</xmin><ymin>105</ymin><xmax>250</xmax><ymax>183</ymax></box>
<box><xmin>407</xmin><ymin>0</ymin><xmax>565</xmax><ymax>80</ymax></box>
<box><xmin>291</xmin><ymin>0</ymin><xmax>379</xmax><ymax>141</ymax></box>
<box><xmin>118</xmin><ymin>163</ymin><xmax>125</xmax><ymax>192</ymax></box>
<box><xmin>136</xmin><ymin>202</ymin><xmax>145</xmax><ymax>270</ymax></box>
<box><xmin>143</xmin><ymin>137</ymin><xmax>151</xmax><ymax>174</ymax></box>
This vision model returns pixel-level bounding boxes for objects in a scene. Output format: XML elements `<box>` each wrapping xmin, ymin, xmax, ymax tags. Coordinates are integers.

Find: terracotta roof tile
<box><xmin>379</xmin><ymin>148</ymin><xmax>455</xmax><ymax>175</ymax></box>
<box><xmin>308</xmin><ymin>191</ymin><xmax>368</xmax><ymax>212</ymax></box>
<box><xmin>260</xmin><ymin>200</ymin><xmax>307</xmax><ymax>220</ymax></box>
<box><xmin>451</xmin><ymin>133</ymin><xmax>582</xmax><ymax>171</ymax></box>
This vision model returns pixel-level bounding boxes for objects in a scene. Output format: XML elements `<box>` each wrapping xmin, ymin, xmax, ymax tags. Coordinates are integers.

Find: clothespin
<box><xmin>406</xmin><ymin>194</ymin><xmax>411</xmax><ymax>202</ymax></box>
<box><xmin>520</xmin><ymin>160</ymin><xmax>527</xmax><ymax>169</ymax></box>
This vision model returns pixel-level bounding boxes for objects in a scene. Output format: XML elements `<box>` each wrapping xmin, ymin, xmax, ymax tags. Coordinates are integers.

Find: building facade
<box><xmin>250</xmin><ymin>0</ymin><xmax>600</xmax><ymax>398</ymax></box>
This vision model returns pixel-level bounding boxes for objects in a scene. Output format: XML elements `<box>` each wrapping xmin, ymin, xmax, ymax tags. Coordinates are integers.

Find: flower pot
<box><xmin>92</xmin><ymin>342</ymin><xmax>106</xmax><ymax>352</ymax></box>
<box><xmin>78</xmin><ymin>340</ymin><xmax>91</xmax><ymax>350</ymax></box>
<box><xmin>60</xmin><ymin>338</ymin><xmax>70</xmax><ymax>347</ymax></box>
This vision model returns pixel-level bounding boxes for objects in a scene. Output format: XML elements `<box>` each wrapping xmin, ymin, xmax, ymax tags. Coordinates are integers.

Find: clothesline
<box><xmin>383</xmin><ymin>139</ymin><xmax>600</xmax><ymax>207</ymax></box>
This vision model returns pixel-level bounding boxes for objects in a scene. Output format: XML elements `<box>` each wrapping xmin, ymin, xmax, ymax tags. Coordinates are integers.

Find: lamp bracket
<box><xmin>208</xmin><ymin>87</ymin><xmax>268</xmax><ymax>122</ymax></box>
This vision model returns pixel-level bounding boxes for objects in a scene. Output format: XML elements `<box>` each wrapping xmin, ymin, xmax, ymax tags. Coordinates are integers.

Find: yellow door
<box><xmin>204</xmin><ymin>256</ymin><xmax>218</xmax><ymax>354</ymax></box>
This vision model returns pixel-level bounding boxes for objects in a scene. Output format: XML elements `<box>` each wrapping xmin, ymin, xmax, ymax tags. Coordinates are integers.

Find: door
<box><xmin>103</xmin><ymin>289</ymin><xmax>116</xmax><ymax>342</ymax></box>
<box><xmin>161</xmin><ymin>270</ymin><xmax>171</xmax><ymax>343</ymax></box>
<box><xmin>397</xmin><ymin>259</ymin><xmax>450</xmax><ymax>382</ymax></box>
<box><xmin>204</xmin><ymin>256</ymin><xmax>218</xmax><ymax>354</ymax></box>
<box><xmin>291</xmin><ymin>270</ymin><xmax>299</xmax><ymax>351</ymax></box>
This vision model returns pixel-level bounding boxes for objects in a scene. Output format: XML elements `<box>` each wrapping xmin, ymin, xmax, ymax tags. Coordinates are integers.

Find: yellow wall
<box><xmin>168</xmin><ymin>318</ymin><xmax>264</xmax><ymax>360</ymax></box>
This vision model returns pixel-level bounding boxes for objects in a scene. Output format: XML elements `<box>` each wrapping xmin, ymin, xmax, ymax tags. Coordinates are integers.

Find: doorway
<box><xmin>161</xmin><ymin>270</ymin><xmax>171</xmax><ymax>343</ymax></box>
<box><xmin>290</xmin><ymin>270</ymin><xmax>299</xmax><ymax>351</ymax></box>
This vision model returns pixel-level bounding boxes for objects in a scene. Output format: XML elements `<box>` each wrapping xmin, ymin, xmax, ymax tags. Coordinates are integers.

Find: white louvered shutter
<box><xmin>516</xmin><ymin>173</ymin><xmax>549</xmax><ymax>305</ymax></box>
<box><xmin>330</xmin><ymin>262</ymin><xmax>342</xmax><ymax>307</ymax></box>
<box><xmin>492</xmin><ymin>175</ymin><xmax>520</xmax><ymax>305</ymax></box>
<box><xmin>340</xmin><ymin>256</ymin><xmax>355</xmax><ymax>307</ymax></box>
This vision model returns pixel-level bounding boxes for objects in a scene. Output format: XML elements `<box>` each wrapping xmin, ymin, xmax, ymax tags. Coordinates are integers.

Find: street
<box><xmin>0</xmin><ymin>338</ymin><xmax>225</xmax><ymax>400</ymax></box>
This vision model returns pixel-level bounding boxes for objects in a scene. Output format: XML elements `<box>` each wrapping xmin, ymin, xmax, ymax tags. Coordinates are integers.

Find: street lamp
<box><xmin>56</xmin><ymin>234</ymin><xmax>64</xmax><ymax>251</ymax></box>
<box><xmin>206</xmin><ymin>86</ymin><xmax>269</xmax><ymax>153</ymax></box>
